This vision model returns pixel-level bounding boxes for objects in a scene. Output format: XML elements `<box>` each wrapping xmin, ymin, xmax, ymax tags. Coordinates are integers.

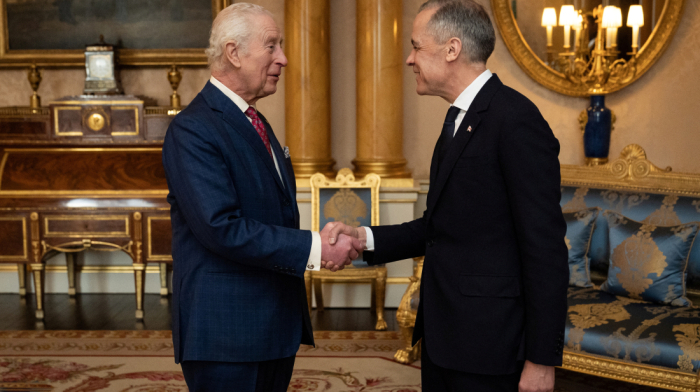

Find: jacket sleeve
<box><xmin>498</xmin><ymin>107</ymin><xmax>569</xmax><ymax>366</ymax></box>
<box><xmin>162</xmin><ymin>114</ymin><xmax>312</xmax><ymax>278</ymax></box>
<box><xmin>364</xmin><ymin>213</ymin><xmax>427</xmax><ymax>265</ymax></box>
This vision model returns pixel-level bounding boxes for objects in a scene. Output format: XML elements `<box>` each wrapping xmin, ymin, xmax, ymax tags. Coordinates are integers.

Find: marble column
<box><xmin>353</xmin><ymin>0</ymin><xmax>410</xmax><ymax>178</ymax></box>
<box><xmin>285</xmin><ymin>0</ymin><xmax>335</xmax><ymax>179</ymax></box>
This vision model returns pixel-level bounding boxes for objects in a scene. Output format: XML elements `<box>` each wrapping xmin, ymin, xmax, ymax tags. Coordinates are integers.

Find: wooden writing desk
<box><xmin>0</xmin><ymin>97</ymin><xmax>174</xmax><ymax>320</ymax></box>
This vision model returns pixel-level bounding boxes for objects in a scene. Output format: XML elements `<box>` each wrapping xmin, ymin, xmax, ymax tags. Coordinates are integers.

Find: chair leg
<box><xmin>314</xmin><ymin>277</ymin><xmax>325</xmax><ymax>312</ymax></box>
<box><xmin>17</xmin><ymin>263</ymin><xmax>27</xmax><ymax>297</ymax></box>
<box><xmin>159</xmin><ymin>263</ymin><xmax>169</xmax><ymax>296</ymax></box>
<box><xmin>30</xmin><ymin>263</ymin><xmax>45</xmax><ymax>320</ymax></box>
<box><xmin>375</xmin><ymin>267</ymin><xmax>388</xmax><ymax>330</ymax></box>
<box><xmin>304</xmin><ymin>271</ymin><xmax>312</xmax><ymax>314</ymax></box>
<box><xmin>66</xmin><ymin>252</ymin><xmax>77</xmax><ymax>296</ymax></box>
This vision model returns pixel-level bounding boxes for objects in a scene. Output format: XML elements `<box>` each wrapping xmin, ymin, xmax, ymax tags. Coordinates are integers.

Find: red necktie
<box><xmin>244</xmin><ymin>107</ymin><xmax>272</xmax><ymax>157</ymax></box>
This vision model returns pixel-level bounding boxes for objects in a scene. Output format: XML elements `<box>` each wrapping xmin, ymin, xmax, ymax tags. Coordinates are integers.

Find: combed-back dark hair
<box><xmin>418</xmin><ymin>0</ymin><xmax>495</xmax><ymax>64</ymax></box>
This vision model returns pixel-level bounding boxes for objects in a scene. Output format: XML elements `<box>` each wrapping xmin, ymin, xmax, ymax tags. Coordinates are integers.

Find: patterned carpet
<box><xmin>0</xmin><ymin>331</ymin><xmax>668</xmax><ymax>391</ymax></box>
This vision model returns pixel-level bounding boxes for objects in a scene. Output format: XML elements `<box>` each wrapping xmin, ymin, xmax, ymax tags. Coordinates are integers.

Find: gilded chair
<box><xmin>306</xmin><ymin>168</ymin><xmax>388</xmax><ymax>330</ymax></box>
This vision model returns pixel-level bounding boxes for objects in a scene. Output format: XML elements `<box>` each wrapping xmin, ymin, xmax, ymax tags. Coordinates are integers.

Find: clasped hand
<box><xmin>319</xmin><ymin>222</ymin><xmax>366</xmax><ymax>272</ymax></box>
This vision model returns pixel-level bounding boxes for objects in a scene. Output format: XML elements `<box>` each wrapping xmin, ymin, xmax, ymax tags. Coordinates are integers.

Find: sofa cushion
<box><xmin>566</xmin><ymin>286</ymin><xmax>700</xmax><ymax>373</ymax></box>
<box><xmin>598</xmin><ymin>211</ymin><xmax>698</xmax><ymax>306</ymax></box>
<box><xmin>564</xmin><ymin>208</ymin><xmax>599</xmax><ymax>287</ymax></box>
<box><xmin>560</xmin><ymin>187</ymin><xmax>700</xmax><ymax>287</ymax></box>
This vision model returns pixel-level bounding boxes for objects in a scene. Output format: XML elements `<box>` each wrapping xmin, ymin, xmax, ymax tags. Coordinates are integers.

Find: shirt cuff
<box><xmin>307</xmin><ymin>231</ymin><xmax>321</xmax><ymax>271</ymax></box>
<box><xmin>363</xmin><ymin>226</ymin><xmax>375</xmax><ymax>251</ymax></box>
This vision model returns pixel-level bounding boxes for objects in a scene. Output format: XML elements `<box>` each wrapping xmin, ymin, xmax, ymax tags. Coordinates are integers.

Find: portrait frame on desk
<box><xmin>0</xmin><ymin>0</ymin><xmax>231</xmax><ymax>67</ymax></box>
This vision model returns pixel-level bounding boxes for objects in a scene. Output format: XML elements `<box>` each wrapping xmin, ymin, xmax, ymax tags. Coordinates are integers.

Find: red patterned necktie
<box><xmin>244</xmin><ymin>107</ymin><xmax>272</xmax><ymax>157</ymax></box>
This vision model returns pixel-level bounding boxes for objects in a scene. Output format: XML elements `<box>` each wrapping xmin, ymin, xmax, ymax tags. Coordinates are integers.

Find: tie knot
<box><xmin>245</xmin><ymin>107</ymin><xmax>258</xmax><ymax>118</ymax></box>
<box><xmin>445</xmin><ymin>106</ymin><xmax>461</xmax><ymax>123</ymax></box>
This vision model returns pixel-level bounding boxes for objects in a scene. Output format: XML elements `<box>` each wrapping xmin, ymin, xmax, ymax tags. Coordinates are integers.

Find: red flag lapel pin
<box><xmin>467</xmin><ymin>125</ymin><xmax>472</xmax><ymax>132</ymax></box>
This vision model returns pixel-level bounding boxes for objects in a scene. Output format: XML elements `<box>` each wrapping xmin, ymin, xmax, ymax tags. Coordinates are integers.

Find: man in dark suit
<box><xmin>327</xmin><ymin>1</ymin><xmax>569</xmax><ymax>391</ymax></box>
<box><xmin>162</xmin><ymin>3</ymin><xmax>361</xmax><ymax>391</ymax></box>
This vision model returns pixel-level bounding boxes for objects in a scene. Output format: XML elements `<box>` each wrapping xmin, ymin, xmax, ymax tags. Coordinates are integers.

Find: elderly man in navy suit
<box><xmin>162</xmin><ymin>3</ymin><xmax>361</xmax><ymax>391</ymax></box>
<box><xmin>327</xmin><ymin>1</ymin><xmax>569</xmax><ymax>391</ymax></box>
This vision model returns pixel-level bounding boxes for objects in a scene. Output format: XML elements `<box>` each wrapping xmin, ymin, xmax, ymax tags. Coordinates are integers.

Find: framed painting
<box><xmin>0</xmin><ymin>0</ymin><xmax>231</xmax><ymax>67</ymax></box>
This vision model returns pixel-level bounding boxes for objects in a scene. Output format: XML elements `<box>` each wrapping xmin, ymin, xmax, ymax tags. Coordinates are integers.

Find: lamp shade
<box><xmin>627</xmin><ymin>5</ymin><xmax>645</xmax><ymax>27</ymax></box>
<box><xmin>542</xmin><ymin>7</ymin><xmax>557</xmax><ymax>27</ymax></box>
<box><xmin>602</xmin><ymin>6</ymin><xmax>619</xmax><ymax>28</ymax></box>
<box><xmin>559</xmin><ymin>5</ymin><xmax>576</xmax><ymax>26</ymax></box>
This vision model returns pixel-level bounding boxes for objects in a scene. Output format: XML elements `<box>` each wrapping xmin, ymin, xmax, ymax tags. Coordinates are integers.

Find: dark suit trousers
<box><xmin>181</xmin><ymin>356</ymin><xmax>296</xmax><ymax>392</ymax></box>
<box><xmin>422</xmin><ymin>338</ymin><xmax>523</xmax><ymax>392</ymax></box>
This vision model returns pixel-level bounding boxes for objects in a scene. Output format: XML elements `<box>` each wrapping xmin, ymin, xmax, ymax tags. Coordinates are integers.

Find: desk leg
<box><xmin>375</xmin><ymin>267</ymin><xmax>387</xmax><ymax>331</ymax></box>
<box><xmin>17</xmin><ymin>264</ymin><xmax>27</xmax><ymax>296</ymax></box>
<box><xmin>159</xmin><ymin>263</ymin><xmax>168</xmax><ymax>296</ymax></box>
<box><xmin>30</xmin><ymin>263</ymin><xmax>45</xmax><ymax>320</ymax></box>
<box><xmin>66</xmin><ymin>252</ymin><xmax>77</xmax><ymax>296</ymax></box>
<box><xmin>29</xmin><ymin>212</ymin><xmax>45</xmax><ymax>320</ymax></box>
<box><xmin>132</xmin><ymin>212</ymin><xmax>145</xmax><ymax>319</ymax></box>
<box><xmin>133</xmin><ymin>263</ymin><xmax>145</xmax><ymax>319</ymax></box>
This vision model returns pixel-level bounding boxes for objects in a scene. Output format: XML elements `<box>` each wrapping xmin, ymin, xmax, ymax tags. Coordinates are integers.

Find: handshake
<box><xmin>319</xmin><ymin>222</ymin><xmax>367</xmax><ymax>272</ymax></box>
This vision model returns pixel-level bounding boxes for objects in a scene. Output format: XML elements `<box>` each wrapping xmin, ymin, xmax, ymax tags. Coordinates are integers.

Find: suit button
<box><xmin>427</xmin><ymin>239</ymin><xmax>435</xmax><ymax>247</ymax></box>
<box><xmin>283</xmin><ymin>199</ymin><xmax>291</xmax><ymax>206</ymax></box>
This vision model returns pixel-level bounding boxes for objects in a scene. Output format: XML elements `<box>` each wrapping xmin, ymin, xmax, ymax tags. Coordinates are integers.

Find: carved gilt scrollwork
<box><xmin>560</xmin><ymin>144</ymin><xmax>699</xmax><ymax>196</ymax></box>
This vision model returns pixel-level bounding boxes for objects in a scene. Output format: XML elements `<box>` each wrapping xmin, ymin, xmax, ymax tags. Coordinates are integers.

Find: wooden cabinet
<box><xmin>0</xmin><ymin>97</ymin><xmax>174</xmax><ymax>320</ymax></box>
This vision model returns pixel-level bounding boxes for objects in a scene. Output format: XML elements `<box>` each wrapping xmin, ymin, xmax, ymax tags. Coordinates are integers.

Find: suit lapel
<box><xmin>202</xmin><ymin>83</ymin><xmax>288</xmax><ymax>196</ymax></box>
<box><xmin>261</xmin><ymin>113</ymin><xmax>301</xmax><ymax>227</ymax></box>
<box><xmin>426</xmin><ymin>75</ymin><xmax>503</xmax><ymax>215</ymax></box>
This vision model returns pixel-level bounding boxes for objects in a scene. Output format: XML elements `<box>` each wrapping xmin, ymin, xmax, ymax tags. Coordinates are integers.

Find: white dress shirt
<box><xmin>210</xmin><ymin>76</ymin><xmax>321</xmax><ymax>271</ymax></box>
<box><xmin>363</xmin><ymin>70</ymin><xmax>493</xmax><ymax>251</ymax></box>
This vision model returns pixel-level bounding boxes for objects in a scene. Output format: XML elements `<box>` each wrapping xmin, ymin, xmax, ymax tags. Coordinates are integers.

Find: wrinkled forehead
<box><xmin>252</xmin><ymin>13</ymin><xmax>282</xmax><ymax>41</ymax></box>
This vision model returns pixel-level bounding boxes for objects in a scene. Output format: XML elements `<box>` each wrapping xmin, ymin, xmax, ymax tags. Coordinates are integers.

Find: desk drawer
<box><xmin>44</xmin><ymin>214</ymin><xmax>131</xmax><ymax>238</ymax></box>
<box><xmin>0</xmin><ymin>214</ymin><xmax>29</xmax><ymax>261</ymax></box>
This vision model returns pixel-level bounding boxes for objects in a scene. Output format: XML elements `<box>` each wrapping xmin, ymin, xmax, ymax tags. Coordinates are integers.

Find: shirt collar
<box><xmin>210</xmin><ymin>76</ymin><xmax>253</xmax><ymax>114</ymax></box>
<box><xmin>451</xmin><ymin>69</ymin><xmax>493</xmax><ymax>112</ymax></box>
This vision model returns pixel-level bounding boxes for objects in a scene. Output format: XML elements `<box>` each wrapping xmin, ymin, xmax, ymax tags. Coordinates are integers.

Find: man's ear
<box><xmin>224</xmin><ymin>41</ymin><xmax>242</xmax><ymax>69</ymax></box>
<box><xmin>445</xmin><ymin>37</ymin><xmax>463</xmax><ymax>63</ymax></box>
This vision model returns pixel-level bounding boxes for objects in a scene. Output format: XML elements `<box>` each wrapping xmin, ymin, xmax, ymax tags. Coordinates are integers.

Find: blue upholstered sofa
<box><xmin>559</xmin><ymin>145</ymin><xmax>700</xmax><ymax>391</ymax></box>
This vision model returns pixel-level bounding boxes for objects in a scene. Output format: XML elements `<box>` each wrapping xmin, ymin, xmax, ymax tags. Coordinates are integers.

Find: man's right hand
<box><xmin>320</xmin><ymin>222</ymin><xmax>364</xmax><ymax>272</ymax></box>
<box><xmin>321</xmin><ymin>222</ymin><xmax>367</xmax><ymax>271</ymax></box>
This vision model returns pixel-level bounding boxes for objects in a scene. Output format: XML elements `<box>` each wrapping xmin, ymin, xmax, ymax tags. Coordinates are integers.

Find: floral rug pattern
<box><xmin>0</xmin><ymin>331</ymin><xmax>420</xmax><ymax>392</ymax></box>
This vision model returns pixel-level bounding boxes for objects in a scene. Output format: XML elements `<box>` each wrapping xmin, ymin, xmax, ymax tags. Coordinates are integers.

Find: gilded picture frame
<box><xmin>491</xmin><ymin>0</ymin><xmax>685</xmax><ymax>97</ymax></box>
<box><xmin>0</xmin><ymin>0</ymin><xmax>231</xmax><ymax>67</ymax></box>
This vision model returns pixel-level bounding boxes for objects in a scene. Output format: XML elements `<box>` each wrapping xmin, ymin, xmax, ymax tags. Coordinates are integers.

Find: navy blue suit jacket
<box><xmin>365</xmin><ymin>75</ymin><xmax>569</xmax><ymax>375</ymax></box>
<box><xmin>163</xmin><ymin>81</ymin><xmax>314</xmax><ymax>364</ymax></box>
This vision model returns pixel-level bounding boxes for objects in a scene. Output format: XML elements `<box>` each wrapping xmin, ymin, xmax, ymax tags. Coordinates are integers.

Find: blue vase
<box><xmin>583</xmin><ymin>95</ymin><xmax>611</xmax><ymax>163</ymax></box>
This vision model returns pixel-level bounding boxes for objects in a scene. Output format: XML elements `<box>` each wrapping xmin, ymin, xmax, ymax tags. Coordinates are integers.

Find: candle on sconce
<box><xmin>573</xmin><ymin>13</ymin><xmax>583</xmax><ymax>50</ymax></box>
<box><xmin>602</xmin><ymin>6</ymin><xmax>618</xmax><ymax>49</ymax></box>
<box><xmin>559</xmin><ymin>5</ymin><xmax>576</xmax><ymax>50</ymax></box>
<box><xmin>627</xmin><ymin>5</ymin><xmax>644</xmax><ymax>53</ymax></box>
<box><xmin>541</xmin><ymin>7</ymin><xmax>557</xmax><ymax>46</ymax></box>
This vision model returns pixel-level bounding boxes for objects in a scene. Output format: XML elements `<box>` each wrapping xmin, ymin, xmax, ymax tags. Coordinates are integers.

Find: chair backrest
<box><xmin>310</xmin><ymin>168</ymin><xmax>381</xmax><ymax>267</ymax></box>
<box><xmin>560</xmin><ymin>144</ymin><xmax>700</xmax><ymax>288</ymax></box>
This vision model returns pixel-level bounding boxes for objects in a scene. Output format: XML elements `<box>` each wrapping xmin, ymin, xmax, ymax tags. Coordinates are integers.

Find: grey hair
<box><xmin>418</xmin><ymin>0</ymin><xmax>495</xmax><ymax>64</ymax></box>
<box><xmin>205</xmin><ymin>3</ymin><xmax>273</xmax><ymax>72</ymax></box>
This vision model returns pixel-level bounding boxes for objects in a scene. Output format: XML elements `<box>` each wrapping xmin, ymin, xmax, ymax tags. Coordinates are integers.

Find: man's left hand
<box><xmin>519</xmin><ymin>360</ymin><xmax>554</xmax><ymax>392</ymax></box>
